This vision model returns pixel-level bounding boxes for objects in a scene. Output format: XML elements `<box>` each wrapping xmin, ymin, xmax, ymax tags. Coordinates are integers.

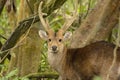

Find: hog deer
<box><xmin>38</xmin><ymin>2</ymin><xmax>120</xmax><ymax>80</ymax></box>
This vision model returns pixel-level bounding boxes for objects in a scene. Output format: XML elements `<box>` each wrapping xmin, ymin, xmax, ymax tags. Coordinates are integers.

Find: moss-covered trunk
<box><xmin>8</xmin><ymin>0</ymin><xmax>42</xmax><ymax>77</ymax></box>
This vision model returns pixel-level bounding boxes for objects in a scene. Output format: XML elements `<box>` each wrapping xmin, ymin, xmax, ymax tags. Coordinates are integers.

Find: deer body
<box><xmin>58</xmin><ymin>41</ymin><xmax>120</xmax><ymax>80</ymax></box>
<box><xmin>39</xmin><ymin>29</ymin><xmax>120</xmax><ymax>80</ymax></box>
<box><xmin>38</xmin><ymin>2</ymin><xmax>120</xmax><ymax>80</ymax></box>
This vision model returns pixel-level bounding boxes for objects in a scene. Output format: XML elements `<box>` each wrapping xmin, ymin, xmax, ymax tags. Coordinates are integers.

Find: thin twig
<box><xmin>106</xmin><ymin>11</ymin><xmax>120</xmax><ymax>80</ymax></box>
<box><xmin>0</xmin><ymin>34</ymin><xmax>7</xmax><ymax>40</ymax></box>
<box><xmin>84</xmin><ymin>0</ymin><xmax>91</xmax><ymax>18</ymax></box>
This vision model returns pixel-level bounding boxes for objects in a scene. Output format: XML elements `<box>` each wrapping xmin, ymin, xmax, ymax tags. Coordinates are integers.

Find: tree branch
<box><xmin>70</xmin><ymin>0</ymin><xmax>120</xmax><ymax>48</ymax></box>
<box><xmin>25</xmin><ymin>72</ymin><xmax>59</xmax><ymax>79</ymax></box>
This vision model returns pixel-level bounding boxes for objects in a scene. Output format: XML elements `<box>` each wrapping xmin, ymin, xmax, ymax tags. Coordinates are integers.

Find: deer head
<box><xmin>38</xmin><ymin>2</ymin><xmax>77</xmax><ymax>54</ymax></box>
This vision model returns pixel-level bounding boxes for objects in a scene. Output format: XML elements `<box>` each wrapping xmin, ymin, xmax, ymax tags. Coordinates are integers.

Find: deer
<box><xmin>38</xmin><ymin>2</ymin><xmax>120</xmax><ymax>80</ymax></box>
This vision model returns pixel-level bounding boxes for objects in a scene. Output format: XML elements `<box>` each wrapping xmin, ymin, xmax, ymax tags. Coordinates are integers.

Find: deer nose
<box><xmin>52</xmin><ymin>46</ymin><xmax>57</xmax><ymax>51</ymax></box>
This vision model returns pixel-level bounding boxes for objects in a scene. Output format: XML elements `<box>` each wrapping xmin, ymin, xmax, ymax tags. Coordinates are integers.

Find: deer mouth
<box><xmin>49</xmin><ymin>49</ymin><xmax>58</xmax><ymax>54</ymax></box>
<box><xmin>52</xmin><ymin>50</ymin><xmax>58</xmax><ymax>54</ymax></box>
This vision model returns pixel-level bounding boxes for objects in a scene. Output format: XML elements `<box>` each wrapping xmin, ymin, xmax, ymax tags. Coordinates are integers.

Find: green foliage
<box><xmin>39</xmin><ymin>42</ymin><xmax>56</xmax><ymax>73</ymax></box>
<box><xmin>110</xmin><ymin>27</ymin><xmax>119</xmax><ymax>43</ymax></box>
<box><xmin>0</xmin><ymin>69</ymin><xmax>29</xmax><ymax>80</ymax></box>
<box><xmin>39</xmin><ymin>43</ymin><xmax>49</xmax><ymax>72</ymax></box>
<box><xmin>93</xmin><ymin>76</ymin><xmax>102</xmax><ymax>80</ymax></box>
<box><xmin>4</xmin><ymin>69</ymin><xmax>18</xmax><ymax>79</ymax></box>
<box><xmin>0</xmin><ymin>59</ymin><xmax>9</xmax><ymax>75</ymax></box>
<box><xmin>0</xmin><ymin>8</ymin><xmax>10</xmax><ymax>43</ymax></box>
<box><xmin>0</xmin><ymin>6</ymin><xmax>11</xmax><ymax>80</ymax></box>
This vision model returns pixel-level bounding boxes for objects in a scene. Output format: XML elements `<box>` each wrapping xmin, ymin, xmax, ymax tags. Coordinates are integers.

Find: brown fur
<box><xmin>60</xmin><ymin>41</ymin><xmax>120</xmax><ymax>80</ymax></box>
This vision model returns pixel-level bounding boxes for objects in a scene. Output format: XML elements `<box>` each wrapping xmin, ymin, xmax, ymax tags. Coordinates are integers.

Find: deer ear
<box><xmin>64</xmin><ymin>31</ymin><xmax>72</xmax><ymax>41</ymax></box>
<box><xmin>38</xmin><ymin>30</ymin><xmax>48</xmax><ymax>40</ymax></box>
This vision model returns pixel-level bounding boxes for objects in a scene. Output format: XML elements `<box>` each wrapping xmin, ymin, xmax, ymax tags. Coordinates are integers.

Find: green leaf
<box><xmin>20</xmin><ymin>77</ymin><xmax>29</xmax><ymax>80</ymax></box>
<box><xmin>6</xmin><ymin>69</ymin><xmax>18</xmax><ymax>78</ymax></box>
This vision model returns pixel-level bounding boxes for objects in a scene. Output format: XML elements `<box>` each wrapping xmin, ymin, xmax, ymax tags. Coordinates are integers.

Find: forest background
<box><xmin>0</xmin><ymin>0</ymin><xmax>119</xmax><ymax>80</ymax></box>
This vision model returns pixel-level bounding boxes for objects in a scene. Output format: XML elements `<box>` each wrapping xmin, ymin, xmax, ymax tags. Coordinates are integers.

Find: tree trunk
<box><xmin>8</xmin><ymin>0</ymin><xmax>42</xmax><ymax>77</ymax></box>
<box><xmin>70</xmin><ymin>0</ymin><xmax>120</xmax><ymax>48</ymax></box>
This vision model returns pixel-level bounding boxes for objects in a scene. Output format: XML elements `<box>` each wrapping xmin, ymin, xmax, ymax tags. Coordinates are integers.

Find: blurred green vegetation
<box><xmin>0</xmin><ymin>8</ymin><xmax>10</xmax><ymax>43</ymax></box>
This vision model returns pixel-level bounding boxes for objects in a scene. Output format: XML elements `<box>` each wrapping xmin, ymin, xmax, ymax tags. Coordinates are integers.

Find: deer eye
<box><xmin>59</xmin><ymin>39</ymin><xmax>62</xmax><ymax>42</ymax></box>
<box><xmin>48</xmin><ymin>39</ymin><xmax>51</xmax><ymax>42</ymax></box>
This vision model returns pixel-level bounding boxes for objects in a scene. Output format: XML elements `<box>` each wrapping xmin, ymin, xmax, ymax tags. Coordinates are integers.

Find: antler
<box><xmin>61</xmin><ymin>1</ymin><xmax>78</xmax><ymax>33</ymax></box>
<box><xmin>38</xmin><ymin>2</ymin><xmax>50</xmax><ymax>31</ymax></box>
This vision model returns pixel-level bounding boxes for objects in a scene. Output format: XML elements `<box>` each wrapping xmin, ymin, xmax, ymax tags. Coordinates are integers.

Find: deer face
<box><xmin>39</xmin><ymin>29</ymin><xmax>72</xmax><ymax>54</ymax></box>
<box><xmin>38</xmin><ymin>2</ymin><xmax>75</xmax><ymax>54</ymax></box>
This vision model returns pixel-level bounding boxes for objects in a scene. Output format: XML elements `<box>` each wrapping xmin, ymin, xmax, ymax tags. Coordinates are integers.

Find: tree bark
<box><xmin>8</xmin><ymin>0</ymin><xmax>42</xmax><ymax>77</ymax></box>
<box><xmin>70</xmin><ymin>0</ymin><xmax>120</xmax><ymax>48</ymax></box>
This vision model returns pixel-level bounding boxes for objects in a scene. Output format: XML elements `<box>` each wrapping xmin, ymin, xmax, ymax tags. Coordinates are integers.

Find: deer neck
<box><xmin>47</xmin><ymin>46</ymin><xmax>67</xmax><ymax>72</ymax></box>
